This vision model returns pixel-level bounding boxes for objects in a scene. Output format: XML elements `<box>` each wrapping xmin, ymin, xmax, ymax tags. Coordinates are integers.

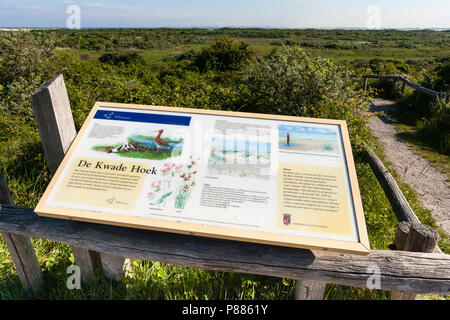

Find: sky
<box><xmin>0</xmin><ymin>0</ymin><xmax>449</xmax><ymax>29</ymax></box>
<box><xmin>278</xmin><ymin>125</ymin><xmax>336</xmax><ymax>141</ymax></box>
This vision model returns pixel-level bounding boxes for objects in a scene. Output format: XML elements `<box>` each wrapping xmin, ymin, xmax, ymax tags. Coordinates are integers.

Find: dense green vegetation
<box><xmin>0</xmin><ymin>28</ymin><xmax>448</xmax><ymax>300</ymax></box>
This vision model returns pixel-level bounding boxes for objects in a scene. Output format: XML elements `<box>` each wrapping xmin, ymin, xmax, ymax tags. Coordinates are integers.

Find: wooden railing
<box><xmin>0</xmin><ymin>74</ymin><xmax>448</xmax><ymax>299</ymax></box>
<box><xmin>351</xmin><ymin>74</ymin><xmax>444</xmax><ymax>100</ymax></box>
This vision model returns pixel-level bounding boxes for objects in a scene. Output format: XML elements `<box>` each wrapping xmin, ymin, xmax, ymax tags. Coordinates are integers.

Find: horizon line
<box><xmin>0</xmin><ymin>26</ymin><xmax>449</xmax><ymax>31</ymax></box>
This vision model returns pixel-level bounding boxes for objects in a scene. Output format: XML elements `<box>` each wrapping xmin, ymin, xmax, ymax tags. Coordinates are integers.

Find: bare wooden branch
<box><xmin>31</xmin><ymin>74</ymin><xmax>125</xmax><ymax>283</ymax></box>
<box><xmin>0</xmin><ymin>205</ymin><xmax>449</xmax><ymax>294</ymax></box>
<box><xmin>0</xmin><ymin>177</ymin><xmax>43</xmax><ymax>294</ymax></box>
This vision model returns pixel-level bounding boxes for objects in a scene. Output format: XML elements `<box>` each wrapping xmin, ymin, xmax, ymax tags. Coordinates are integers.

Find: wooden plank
<box><xmin>398</xmin><ymin>76</ymin><xmax>439</xmax><ymax>98</ymax></box>
<box><xmin>31</xmin><ymin>74</ymin><xmax>125</xmax><ymax>283</ymax></box>
<box><xmin>391</xmin><ymin>222</ymin><xmax>439</xmax><ymax>300</ymax></box>
<box><xmin>0</xmin><ymin>205</ymin><xmax>449</xmax><ymax>294</ymax></box>
<box><xmin>0</xmin><ymin>177</ymin><xmax>43</xmax><ymax>294</ymax></box>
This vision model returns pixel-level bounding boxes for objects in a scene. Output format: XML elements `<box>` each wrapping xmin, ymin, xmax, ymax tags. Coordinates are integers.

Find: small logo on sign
<box><xmin>104</xmin><ymin>112</ymin><xmax>114</xmax><ymax>119</ymax></box>
<box><xmin>283</xmin><ymin>214</ymin><xmax>291</xmax><ymax>226</ymax></box>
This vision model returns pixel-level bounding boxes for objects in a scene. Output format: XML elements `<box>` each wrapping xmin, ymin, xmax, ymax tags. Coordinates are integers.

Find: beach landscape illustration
<box><xmin>208</xmin><ymin>136</ymin><xmax>271</xmax><ymax>178</ymax></box>
<box><xmin>278</xmin><ymin>124</ymin><xmax>339</xmax><ymax>155</ymax></box>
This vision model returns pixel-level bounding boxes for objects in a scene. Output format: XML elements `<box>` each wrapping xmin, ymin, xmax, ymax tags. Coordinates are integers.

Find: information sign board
<box><xmin>36</xmin><ymin>102</ymin><xmax>370</xmax><ymax>254</ymax></box>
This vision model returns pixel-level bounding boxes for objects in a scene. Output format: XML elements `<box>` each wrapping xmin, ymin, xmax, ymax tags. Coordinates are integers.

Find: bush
<box><xmin>99</xmin><ymin>52</ymin><xmax>145</xmax><ymax>66</ymax></box>
<box><xmin>191</xmin><ymin>36</ymin><xmax>255</xmax><ymax>72</ymax></box>
<box><xmin>234</xmin><ymin>46</ymin><xmax>372</xmax><ymax>147</ymax></box>
<box><xmin>416</xmin><ymin>95</ymin><xmax>450</xmax><ymax>154</ymax></box>
<box><xmin>433</xmin><ymin>62</ymin><xmax>450</xmax><ymax>92</ymax></box>
<box><xmin>0</xmin><ymin>31</ymin><xmax>55</xmax><ymax>117</ymax></box>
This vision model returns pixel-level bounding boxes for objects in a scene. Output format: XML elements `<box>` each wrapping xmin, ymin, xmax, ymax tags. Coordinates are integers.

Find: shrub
<box><xmin>433</xmin><ymin>62</ymin><xmax>450</xmax><ymax>92</ymax></box>
<box><xmin>416</xmin><ymin>95</ymin><xmax>450</xmax><ymax>154</ymax></box>
<box><xmin>0</xmin><ymin>31</ymin><xmax>55</xmax><ymax>117</ymax></box>
<box><xmin>99</xmin><ymin>52</ymin><xmax>145</xmax><ymax>66</ymax></box>
<box><xmin>191</xmin><ymin>36</ymin><xmax>255</xmax><ymax>72</ymax></box>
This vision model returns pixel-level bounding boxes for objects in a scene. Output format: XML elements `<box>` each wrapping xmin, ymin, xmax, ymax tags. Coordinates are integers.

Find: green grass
<box><xmin>61</xmin><ymin>35</ymin><xmax>450</xmax><ymax>68</ymax></box>
<box><xmin>91</xmin><ymin>141</ymin><xmax>182</xmax><ymax>160</ymax></box>
<box><xmin>115</xmin><ymin>149</ymin><xmax>181</xmax><ymax>160</ymax></box>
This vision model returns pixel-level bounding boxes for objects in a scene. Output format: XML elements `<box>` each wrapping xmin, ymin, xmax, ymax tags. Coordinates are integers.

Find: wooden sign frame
<box><xmin>36</xmin><ymin>102</ymin><xmax>370</xmax><ymax>255</ymax></box>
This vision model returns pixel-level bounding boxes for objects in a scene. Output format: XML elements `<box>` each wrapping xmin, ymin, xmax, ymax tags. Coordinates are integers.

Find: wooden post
<box><xmin>0</xmin><ymin>177</ymin><xmax>43</xmax><ymax>294</ymax></box>
<box><xmin>100</xmin><ymin>253</ymin><xmax>125</xmax><ymax>281</ymax></box>
<box><xmin>294</xmin><ymin>250</ymin><xmax>327</xmax><ymax>300</ymax></box>
<box><xmin>392</xmin><ymin>77</ymin><xmax>398</xmax><ymax>94</ymax></box>
<box><xmin>363</xmin><ymin>78</ymin><xmax>368</xmax><ymax>91</ymax></box>
<box><xmin>401</xmin><ymin>80</ymin><xmax>406</xmax><ymax>94</ymax></box>
<box><xmin>391</xmin><ymin>221</ymin><xmax>439</xmax><ymax>300</ymax></box>
<box><xmin>31</xmin><ymin>74</ymin><xmax>125</xmax><ymax>282</ymax></box>
<box><xmin>295</xmin><ymin>279</ymin><xmax>327</xmax><ymax>300</ymax></box>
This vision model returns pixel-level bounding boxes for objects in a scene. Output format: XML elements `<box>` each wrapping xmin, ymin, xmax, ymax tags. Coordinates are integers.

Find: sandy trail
<box><xmin>368</xmin><ymin>98</ymin><xmax>449</xmax><ymax>235</ymax></box>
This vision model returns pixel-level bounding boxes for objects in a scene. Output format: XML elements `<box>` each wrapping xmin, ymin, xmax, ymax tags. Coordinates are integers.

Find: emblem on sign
<box><xmin>283</xmin><ymin>214</ymin><xmax>291</xmax><ymax>226</ymax></box>
<box><xmin>104</xmin><ymin>112</ymin><xmax>114</xmax><ymax>119</ymax></box>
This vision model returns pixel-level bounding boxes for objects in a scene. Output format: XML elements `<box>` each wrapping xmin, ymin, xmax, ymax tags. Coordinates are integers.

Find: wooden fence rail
<box><xmin>351</xmin><ymin>74</ymin><xmax>442</xmax><ymax>98</ymax></box>
<box><xmin>0</xmin><ymin>204</ymin><xmax>449</xmax><ymax>294</ymax></box>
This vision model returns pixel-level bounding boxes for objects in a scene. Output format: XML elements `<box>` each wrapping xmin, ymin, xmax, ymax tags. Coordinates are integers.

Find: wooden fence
<box><xmin>351</xmin><ymin>74</ymin><xmax>445</xmax><ymax>102</ymax></box>
<box><xmin>0</xmin><ymin>74</ymin><xmax>449</xmax><ymax>299</ymax></box>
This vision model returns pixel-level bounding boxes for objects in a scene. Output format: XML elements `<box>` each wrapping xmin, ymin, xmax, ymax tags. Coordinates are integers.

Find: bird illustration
<box><xmin>110</xmin><ymin>143</ymin><xmax>136</xmax><ymax>153</ymax></box>
<box><xmin>150</xmin><ymin>129</ymin><xmax>172</xmax><ymax>149</ymax></box>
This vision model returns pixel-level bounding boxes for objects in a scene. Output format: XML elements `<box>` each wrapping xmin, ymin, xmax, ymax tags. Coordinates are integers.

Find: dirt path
<box><xmin>368</xmin><ymin>98</ymin><xmax>449</xmax><ymax>235</ymax></box>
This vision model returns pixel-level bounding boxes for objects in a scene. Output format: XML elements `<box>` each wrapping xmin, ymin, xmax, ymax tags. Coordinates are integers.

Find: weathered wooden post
<box><xmin>0</xmin><ymin>177</ymin><xmax>43</xmax><ymax>294</ymax></box>
<box><xmin>295</xmin><ymin>279</ymin><xmax>327</xmax><ymax>300</ymax></box>
<box><xmin>363</xmin><ymin>77</ymin><xmax>368</xmax><ymax>91</ymax></box>
<box><xmin>392</xmin><ymin>77</ymin><xmax>398</xmax><ymax>94</ymax></box>
<box><xmin>294</xmin><ymin>250</ymin><xmax>327</xmax><ymax>300</ymax></box>
<box><xmin>390</xmin><ymin>221</ymin><xmax>439</xmax><ymax>300</ymax></box>
<box><xmin>31</xmin><ymin>74</ymin><xmax>126</xmax><ymax>282</ymax></box>
<box><xmin>401</xmin><ymin>79</ymin><xmax>407</xmax><ymax>94</ymax></box>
